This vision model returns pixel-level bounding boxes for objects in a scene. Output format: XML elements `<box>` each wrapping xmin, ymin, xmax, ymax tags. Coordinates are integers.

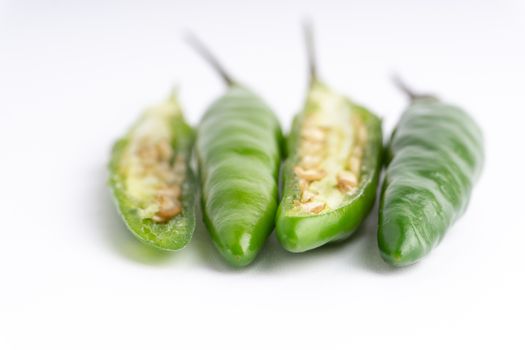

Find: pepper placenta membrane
<box><xmin>108</xmin><ymin>93</ymin><xmax>196</xmax><ymax>250</ymax></box>
<box><xmin>276</xmin><ymin>25</ymin><xmax>382</xmax><ymax>252</ymax></box>
<box><xmin>189</xmin><ymin>35</ymin><xmax>283</xmax><ymax>267</ymax></box>
<box><xmin>378</xmin><ymin>80</ymin><xmax>484</xmax><ymax>266</ymax></box>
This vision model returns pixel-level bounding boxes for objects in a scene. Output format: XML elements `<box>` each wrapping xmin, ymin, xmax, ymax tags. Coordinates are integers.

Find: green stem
<box><xmin>392</xmin><ymin>75</ymin><xmax>437</xmax><ymax>101</ymax></box>
<box><xmin>303</xmin><ymin>20</ymin><xmax>318</xmax><ymax>85</ymax></box>
<box><xmin>186</xmin><ymin>32</ymin><xmax>235</xmax><ymax>86</ymax></box>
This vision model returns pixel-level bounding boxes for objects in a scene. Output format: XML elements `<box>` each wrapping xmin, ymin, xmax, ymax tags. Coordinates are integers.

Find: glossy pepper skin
<box><xmin>379</xmin><ymin>94</ymin><xmax>484</xmax><ymax>266</ymax></box>
<box><xmin>276</xmin><ymin>82</ymin><xmax>382</xmax><ymax>252</ymax></box>
<box><xmin>197</xmin><ymin>86</ymin><xmax>282</xmax><ymax>266</ymax></box>
<box><xmin>189</xmin><ymin>35</ymin><xmax>283</xmax><ymax>267</ymax></box>
<box><xmin>276</xmin><ymin>24</ymin><xmax>383</xmax><ymax>252</ymax></box>
<box><xmin>109</xmin><ymin>94</ymin><xmax>196</xmax><ymax>250</ymax></box>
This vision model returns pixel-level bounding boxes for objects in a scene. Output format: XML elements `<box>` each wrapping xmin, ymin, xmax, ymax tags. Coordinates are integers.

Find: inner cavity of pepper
<box><xmin>122</xmin><ymin>106</ymin><xmax>186</xmax><ymax>223</ymax></box>
<box><xmin>292</xmin><ymin>87</ymin><xmax>367</xmax><ymax>215</ymax></box>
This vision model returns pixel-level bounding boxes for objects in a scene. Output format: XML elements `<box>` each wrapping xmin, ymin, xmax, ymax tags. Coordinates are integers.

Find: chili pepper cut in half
<box><xmin>188</xmin><ymin>34</ymin><xmax>283</xmax><ymax>267</ymax></box>
<box><xmin>276</xmin><ymin>24</ymin><xmax>383</xmax><ymax>252</ymax></box>
<box><xmin>378</xmin><ymin>77</ymin><xmax>484</xmax><ymax>266</ymax></box>
<box><xmin>109</xmin><ymin>92</ymin><xmax>197</xmax><ymax>250</ymax></box>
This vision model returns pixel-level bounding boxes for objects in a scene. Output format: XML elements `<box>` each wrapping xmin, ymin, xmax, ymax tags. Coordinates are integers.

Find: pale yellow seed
<box><xmin>294</xmin><ymin>166</ymin><xmax>326</xmax><ymax>181</ymax></box>
<box><xmin>301</xmin><ymin>155</ymin><xmax>322</xmax><ymax>169</ymax></box>
<box><xmin>300</xmin><ymin>140</ymin><xmax>324</xmax><ymax>155</ymax></box>
<box><xmin>348</xmin><ymin>156</ymin><xmax>361</xmax><ymax>174</ymax></box>
<box><xmin>301</xmin><ymin>127</ymin><xmax>325</xmax><ymax>142</ymax></box>
<box><xmin>154</xmin><ymin>195</ymin><xmax>182</xmax><ymax>222</ymax></box>
<box><xmin>158</xmin><ymin>185</ymin><xmax>181</xmax><ymax>199</ymax></box>
<box><xmin>298</xmin><ymin>178</ymin><xmax>309</xmax><ymax>193</ymax></box>
<box><xmin>157</xmin><ymin>205</ymin><xmax>181</xmax><ymax>220</ymax></box>
<box><xmin>300</xmin><ymin>190</ymin><xmax>316</xmax><ymax>203</ymax></box>
<box><xmin>301</xmin><ymin>201</ymin><xmax>326</xmax><ymax>214</ymax></box>
<box><xmin>337</xmin><ymin>171</ymin><xmax>358</xmax><ymax>192</ymax></box>
<box><xmin>136</xmin><ymin>144</ymin><xmax>157</xmax><ymax>165</ymax></box>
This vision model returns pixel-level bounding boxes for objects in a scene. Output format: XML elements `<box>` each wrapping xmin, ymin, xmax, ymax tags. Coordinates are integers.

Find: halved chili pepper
<box><xmin>276</xmin><ymin>24</ymin><xmax>383</xmax><ymax>252</ymax></box>
<box><xmin>378</xmin><ymin>78</ymin><xmax>484</xmax><ymax>266</ymax></box>
<box><xmin>108</xmin><ymin>92</ymin><xmax>196</xmax><ymax>250</ymax></box>
<box><xmin>188</xmin><ymin>34</ymin><xmax>283</xmax><ymax>267</ymax></box>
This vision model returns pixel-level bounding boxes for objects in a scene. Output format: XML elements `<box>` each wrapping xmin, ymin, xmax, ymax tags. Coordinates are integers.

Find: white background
<box><xmin>1</xmin><ymin>0</ymin><xmax>524</xmax><ymax>349</ymax></box>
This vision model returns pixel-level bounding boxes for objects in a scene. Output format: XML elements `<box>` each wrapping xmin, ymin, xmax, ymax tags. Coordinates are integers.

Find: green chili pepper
<box><xmin>108</xmin><ymin>92</ymin><xmax>196</xmax><ymax>250</ymax></box>
<box><xmin>378</xmin><ymin>78</ymin><xmax>484</xmax><ymax>266</ymax></box>
<box><xmin>276</xmin><ymin>24</ymin><xmax>383</xmax><ymax>252</ymax></box>
<box><xmin>188</xmin><ymin>35</ymin><xmax>283</xmax><ymax>267</ymax></box>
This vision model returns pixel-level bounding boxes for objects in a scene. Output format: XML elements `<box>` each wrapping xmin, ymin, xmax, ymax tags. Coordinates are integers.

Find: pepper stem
<box><xmin>392</xmin><ymin>75</ymin><xmax>437</xmax><ymax>101</ymax></box>
<box><xmin>185</xmin><ymin>32</ymin><xmax>235</xmax><ymax>86</ymax></box>
<box><xmin>303</xmin><ymin>20</ymin><xmax>318</xmax><ymax>85</ymax></box>
<box><xmin>169</xmin><ymin>86</ymin><xmax>180</xmax><ymax>100</ymax></box>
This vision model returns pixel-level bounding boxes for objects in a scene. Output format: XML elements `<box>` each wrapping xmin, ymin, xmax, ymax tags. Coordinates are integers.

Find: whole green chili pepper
<box><xmin>188</xmin><ymin>35</ymin><xmax>283</xmax><ymax>267</ymax></box>
<box><xmin>276</xmin><ymin>24</ymin><xmax>383</xmax><ymax>252</ymax></box>
<box><xmin>378</xmin><ymin>78</ymin><xmax>484</xmax><ymax>266</ymax></box>
<box><xmin>109</xmin><ymin>92</ymin><xmax>196</xmax><ymax>250</ymax></box>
